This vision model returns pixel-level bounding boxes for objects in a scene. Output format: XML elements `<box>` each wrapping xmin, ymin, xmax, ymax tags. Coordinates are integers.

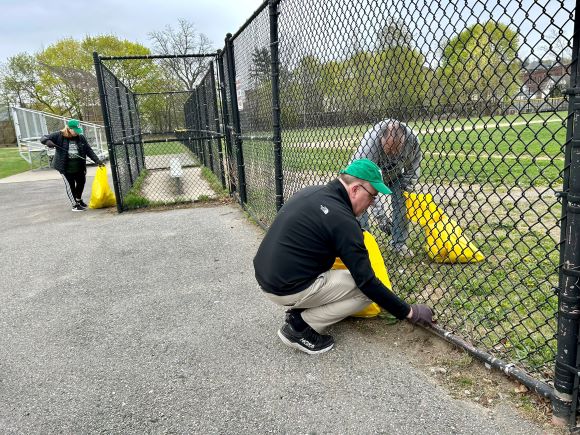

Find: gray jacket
<box><xmin>351</xmin><ymin>119</ymin><xmax>422</xmax><ymax>190</ymax></box>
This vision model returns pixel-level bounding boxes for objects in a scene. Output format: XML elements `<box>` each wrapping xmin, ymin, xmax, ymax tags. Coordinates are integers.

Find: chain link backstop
<box><xmin>93</xmin><ymin>53</ymin><xmax>226</xmax><ymax>211</ymax></box>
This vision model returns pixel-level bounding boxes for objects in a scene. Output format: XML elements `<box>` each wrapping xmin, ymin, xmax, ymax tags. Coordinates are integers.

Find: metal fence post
<box><xmin>269</xmin><ymin>0</ymin><xmax>284</xmax><ymax>211</ymax></box>
<box><xmin>209</xmin><ymin>60</ymin><xmax>226</xmax><ymax>188</ymax></box>
<box><xmin>554</xmin><ymin>4</ymin><xmax>580</xmax><ymax>424</ymax></box>
<box><xmin>124</xmin><ymin>88</ymin><xmax>140</xmax><ymax>173</ymax></box>
<box><xmin>201</xmin><ymin>76</ymin><xmax>214</xmax><ymax>171</ymax></box>
<box><xmin>93</xmin><ymin>51</ymin><xmax>123</xmax><ymax>213</ymax></box>
<box><xmin>114</xmin><ymin>77</ymin><xmax>134</xmax><ymax>184</ymax></box>
<box><xmin>217</xmin><ymin>50</ymin><xmax>235</xmax><ymax>193</ymax></box>
<box><xmin>225</xmin><ymin>33</ymin><xmax>248</xmax><ymax>204</ymax></box>
<box><xmin>195</xmin><ymin>87</ymin><xmax>207</xmax><ymax>166</ymax></box>
<box><xmin>132</xmin><ymin>93</ymin><xmax>145</xmax><ymax>171</ymax></box>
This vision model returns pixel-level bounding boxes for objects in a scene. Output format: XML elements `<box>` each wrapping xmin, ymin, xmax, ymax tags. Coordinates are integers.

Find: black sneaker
<box><xmin>277</xmin><ymin>322</ymin><xmax>334</xmax><ymax>355</ymax></box>
<box><xmin>77</xmin><ymin>199</ymin><xmax>88</xmax><ymax>209</ymax></box>
<box><xmin>71</xmin><ymin>204</ymin><xmax>84</xmax><ymax>212</ymax></box>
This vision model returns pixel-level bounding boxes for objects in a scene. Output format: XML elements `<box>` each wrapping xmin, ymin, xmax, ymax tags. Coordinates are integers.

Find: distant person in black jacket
<box><xmin>253</xmin><ymin>159</ymin><xmax>433</xmax><ymax>355</ymax></box>
<box><xmin>41</xmin><ymin>119</ymin><xmax>104</xmax><ymax>212</ymax></box>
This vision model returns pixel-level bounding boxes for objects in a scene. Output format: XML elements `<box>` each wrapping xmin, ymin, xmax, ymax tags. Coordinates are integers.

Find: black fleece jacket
<box><xmin>253</xmin><ymin>179</ymin><xmax>411</xmax><ymax>319</ymax></box>
<box><xmin>40</xmin><ymin>131</ymin><xmax>101</xmax><ymax>173</ymax></box>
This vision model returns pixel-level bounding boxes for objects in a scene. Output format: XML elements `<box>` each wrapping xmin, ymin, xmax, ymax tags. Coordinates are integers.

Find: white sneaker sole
<box><xmin>277</xmin><ymin>329</ymin><xmax>334</xmax><ymax>355</ymax></box>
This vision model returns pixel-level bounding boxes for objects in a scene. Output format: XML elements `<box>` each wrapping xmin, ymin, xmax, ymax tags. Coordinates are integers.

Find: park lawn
<box><xmin>274</xmin><ymin>118</ymin><xmax>566</xmax><ymax>186</ymax></box>
<box><xmin>143</xmin><ymin>141</ymin><xmax>190</xmax><ymax>156</ymax></box>
<box><xmin>0</xmin><ymin>147</ymin><xmax>38</xmax><ymax>179</ymax></box>
<box><xmin>277</xmin><ymin>111</ymin><xmax>568</xmax><ymax>145</ymax></box>
<box><xmin>378</xmin><ymin>219</ymin><xmax>558</xmax><ymax>375</ymax></box>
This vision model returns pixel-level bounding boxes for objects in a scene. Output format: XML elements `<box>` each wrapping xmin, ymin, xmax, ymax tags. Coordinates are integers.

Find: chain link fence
<box><xmin>94</xmin><ymin>54</ymin><xmax>226</xmax><ymax>211</ymax></box>
<box><xmin>218</xmin><ymin>0</ymin><xmax>575</xmax><ymax>403</ymax></box>
<box><xmin>95</xmin><ymin>0</ymin><xmax>580</xmax><ymax>422</ymax></box>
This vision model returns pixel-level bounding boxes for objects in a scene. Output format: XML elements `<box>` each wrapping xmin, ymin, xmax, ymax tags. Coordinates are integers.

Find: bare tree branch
<box><xmin>148</xmin><ymin>18</ymin><xmax>213</xmax><ymax>90</ymax></box>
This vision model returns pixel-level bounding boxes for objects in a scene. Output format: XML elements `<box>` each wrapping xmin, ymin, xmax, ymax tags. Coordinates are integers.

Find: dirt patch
<box><xmin>375</xmin><ymin>320</ymin><xmax>565</xmax><ymax>433</ymax></box>
<box><xmin>121</xmin><ymin>196</ymin><xmax>233</xmax><ymax>213</ymax></box>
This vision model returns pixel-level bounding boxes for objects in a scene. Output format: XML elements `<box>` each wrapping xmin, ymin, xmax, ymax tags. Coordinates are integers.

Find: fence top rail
<box><xmin>229</xmin><ymin>0</ymin><xmax>269</xmax><ymax>42</ymax></box>
<box><xmin>98</xmin><ymin>53</ymin><xmax>217</xmax><ymax>61</ymax></box>
<box><xmin>135</xmin><ymin>90</ymin><xmax>195</xmax><ymax>96</ymax></box>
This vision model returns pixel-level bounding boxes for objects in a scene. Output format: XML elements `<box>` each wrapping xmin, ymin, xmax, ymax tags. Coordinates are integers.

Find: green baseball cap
<box><xmin>340</xmin><ymin>159</ymin><xmax>392</xmax><ymax>194</ymax></box>
<box><xmin>67</xmin><ymin>119</ymin><xmax>83</xmax><ymax>135</ymax></box>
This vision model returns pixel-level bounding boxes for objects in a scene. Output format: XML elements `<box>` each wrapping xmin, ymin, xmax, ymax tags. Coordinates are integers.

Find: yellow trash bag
<box><xmin>89</xmin><ymin>166</ymin><xmax>117</xmax><ymax>209</ymax></box>
<box><xmin>404</xmin><ymin>192</ymin><xmax>485</xmax><ymax>263</ymax></box>
<box><xmin>426</xmin><ymin>216</ymin><xmax>485</xmax><ymax>263</ymax></box>
<box><xmin>332</xmin><ymin>231</ymin><xmax>392</xmax><ymax>318</ymax></box>
<box><xmin>404</xmin><ymin>192</ymin><xmax>444</xmax><ymax>226</ymax></box>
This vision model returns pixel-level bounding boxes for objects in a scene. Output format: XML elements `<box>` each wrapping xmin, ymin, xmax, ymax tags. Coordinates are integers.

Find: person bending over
<box><xmin>41</xmin><ymin>119</ymin><xmax>104</xmax><ymax>211</ymax></box>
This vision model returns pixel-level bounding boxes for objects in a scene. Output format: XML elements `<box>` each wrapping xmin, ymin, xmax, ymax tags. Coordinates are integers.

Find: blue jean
<box><xmin>359</xmin><ymin>180</ymin><xmax>409</xmax><ymax>248</ymax></box>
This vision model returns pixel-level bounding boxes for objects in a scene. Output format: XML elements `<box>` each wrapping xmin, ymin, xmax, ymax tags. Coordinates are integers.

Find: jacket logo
<box><xmin>320</xmin><ymin>205</ymin><xmax>329</xmax><ymax>214</ymax></box>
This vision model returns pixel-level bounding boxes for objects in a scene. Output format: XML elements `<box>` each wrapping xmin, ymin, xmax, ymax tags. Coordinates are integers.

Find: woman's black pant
<box><xmin>61</xmin><ymin>171</ymin><xmax>86</xmax><ymax>203</ymax></box>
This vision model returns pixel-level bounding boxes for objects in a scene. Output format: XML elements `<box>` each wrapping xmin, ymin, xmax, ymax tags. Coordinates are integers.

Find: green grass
<box><xmin>275</xmin><ymin>115</ymin><xmax>567</xmax><ymax>187</ymax></box>
<box><xmin>143</xmin><ymin>141</ymin><xmax>190</xmax><ymax>156</ymax></box>
<box><xmin>0</xmin><ymin>147</ymin><xmax>44</xmax><ymax>179</ymax></box>
<box><xmin>123</xmin><ymin>170</ymin><xmax>150</xmax><ymax>209</ymax></box>
<box><xmin>276</xmin><ymin>110</ymin><xmax>568</xmax><ymax>144</ymax></box>
<box><xmin>201</xmin><ymin>166</ymin><xmax>228</xmax><ymax>198</ymax></box>
<box><xmin>369</xmin><ymin>207</ymin><xmax>558</xmax><ymax>375</ymax></box>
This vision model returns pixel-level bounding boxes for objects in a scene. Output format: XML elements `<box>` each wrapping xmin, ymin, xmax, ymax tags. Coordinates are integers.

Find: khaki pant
<box><xmin>263</xmin><ymin>269</ymin><xmax>371</xmax><ymax>333</ymax></box>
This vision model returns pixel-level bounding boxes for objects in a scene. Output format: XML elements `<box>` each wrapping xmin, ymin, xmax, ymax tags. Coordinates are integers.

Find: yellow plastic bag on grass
<box><xmin>404</xmin><ymin>192</ymin><xmax>444</xmax><ymax>226</ymax></box>
<box><xmin>404</xmin><ymin>192</ymin><xmax>485</xmax><ymax>263</ymax></box>
<box><xmin>425</xmin><ymin>217</ymin><xmax>485</xmax><ymax>263</ymax></box>
<box><xmin>332</xmin><ymin>231</ymin><xmax>392</xmax><ymax>318</ymax></box>
<box><xmin>89</xmin><ymin>166</ymin><xmax>117</xmax><ymax>209</ymax></box>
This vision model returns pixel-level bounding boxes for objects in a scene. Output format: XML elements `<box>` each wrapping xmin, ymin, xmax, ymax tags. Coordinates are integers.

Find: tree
<box><xmin>250</xmin><ymin>47</ymin><xmax>271</xmax><ymax>82</ymax></box>
<box><xmin>375</xmin><ymin>19</ymin><xmax>414</xmax><ymax>51</ymax></box>
<box><xmin>0</xmin><ymin>53</ymin><xmax>48</xmax><ymax>109</ymax></box>
<box><xmin>83</xmin><ymin>35</ymin><xmax>154</xmax><ymax>92</ymax></box>
<box><xmin>0</xmin><ymin>36</ymin><xmax>154</xmax><ymax>121</ymax></box>
<box><xmin>541</xmin><ymin>28</ymin><xmax>572</xmax><ymax>64</ymax></box>
<box><xmin>148</xmin><ymin>18</ymin><xmax>213</xmax><ymax>90</ymax></box>
<box><xmin>439</xmin><ymin>20</ymin><xmax>521</xmax><ymax>113</ymax></box>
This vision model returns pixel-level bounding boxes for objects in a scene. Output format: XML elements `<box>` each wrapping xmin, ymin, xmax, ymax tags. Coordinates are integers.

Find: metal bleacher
<box><xmin>10</xmin><ymin>106</ymin><xmax>108</xmax><ymax>169</ymax></box>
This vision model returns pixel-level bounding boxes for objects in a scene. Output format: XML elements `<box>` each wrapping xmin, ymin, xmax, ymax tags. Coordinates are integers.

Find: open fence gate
<box><xmin>90</xmin><ymin>0</ymin><xmax>580</xmax><ymax>427</ymax></box>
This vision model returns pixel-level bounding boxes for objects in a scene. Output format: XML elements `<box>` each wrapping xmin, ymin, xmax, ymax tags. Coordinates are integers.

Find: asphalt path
<box><xmin>0</xmin><ymin>171</ymin><xmax>548</xmax><ymax>434</ymax></box>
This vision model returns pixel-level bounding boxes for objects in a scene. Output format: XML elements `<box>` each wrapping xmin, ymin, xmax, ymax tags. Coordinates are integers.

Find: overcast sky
<box><xmin>0</xmin><ymin>0</ymin><xmax>264</xmax><ymax>62</ymax></box>
<box><xmin>1</xmin><ymin>0</ymin><xmax>574</xmax><ymax>65</ymax></box>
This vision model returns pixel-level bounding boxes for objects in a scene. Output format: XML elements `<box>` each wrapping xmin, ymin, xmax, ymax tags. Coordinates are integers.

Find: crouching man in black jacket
<box><xmin>253</xmin><ymin>159</ymin><xmax>433</xmax><ymax>354</ymax></box>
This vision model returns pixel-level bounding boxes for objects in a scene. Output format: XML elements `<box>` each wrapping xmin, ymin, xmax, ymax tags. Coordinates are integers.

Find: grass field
<box><xmin>277</xmin><ymin>112</ymin><xmax>567</xmax><ymax>187</ymax></box>
<box><xmin>143</xmin><ymin>141</ymin><xmax>190</xmax><ymax>156</ymax></box>
<box><xmin>0</xmin><ymin>147</ymin><xmax>43</xmax><ymax>179</ymax></box>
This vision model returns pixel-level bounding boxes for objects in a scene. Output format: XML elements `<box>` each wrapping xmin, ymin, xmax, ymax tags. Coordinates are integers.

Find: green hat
<box><xmin>67</xmin><ymin>119</ymin><xmax>83</xmax><ymax>135</ymax></box>
<box><xmin>340</xmin><ymin>159</ymin><xmax>392</xmax><ymax>194</ymax></box>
